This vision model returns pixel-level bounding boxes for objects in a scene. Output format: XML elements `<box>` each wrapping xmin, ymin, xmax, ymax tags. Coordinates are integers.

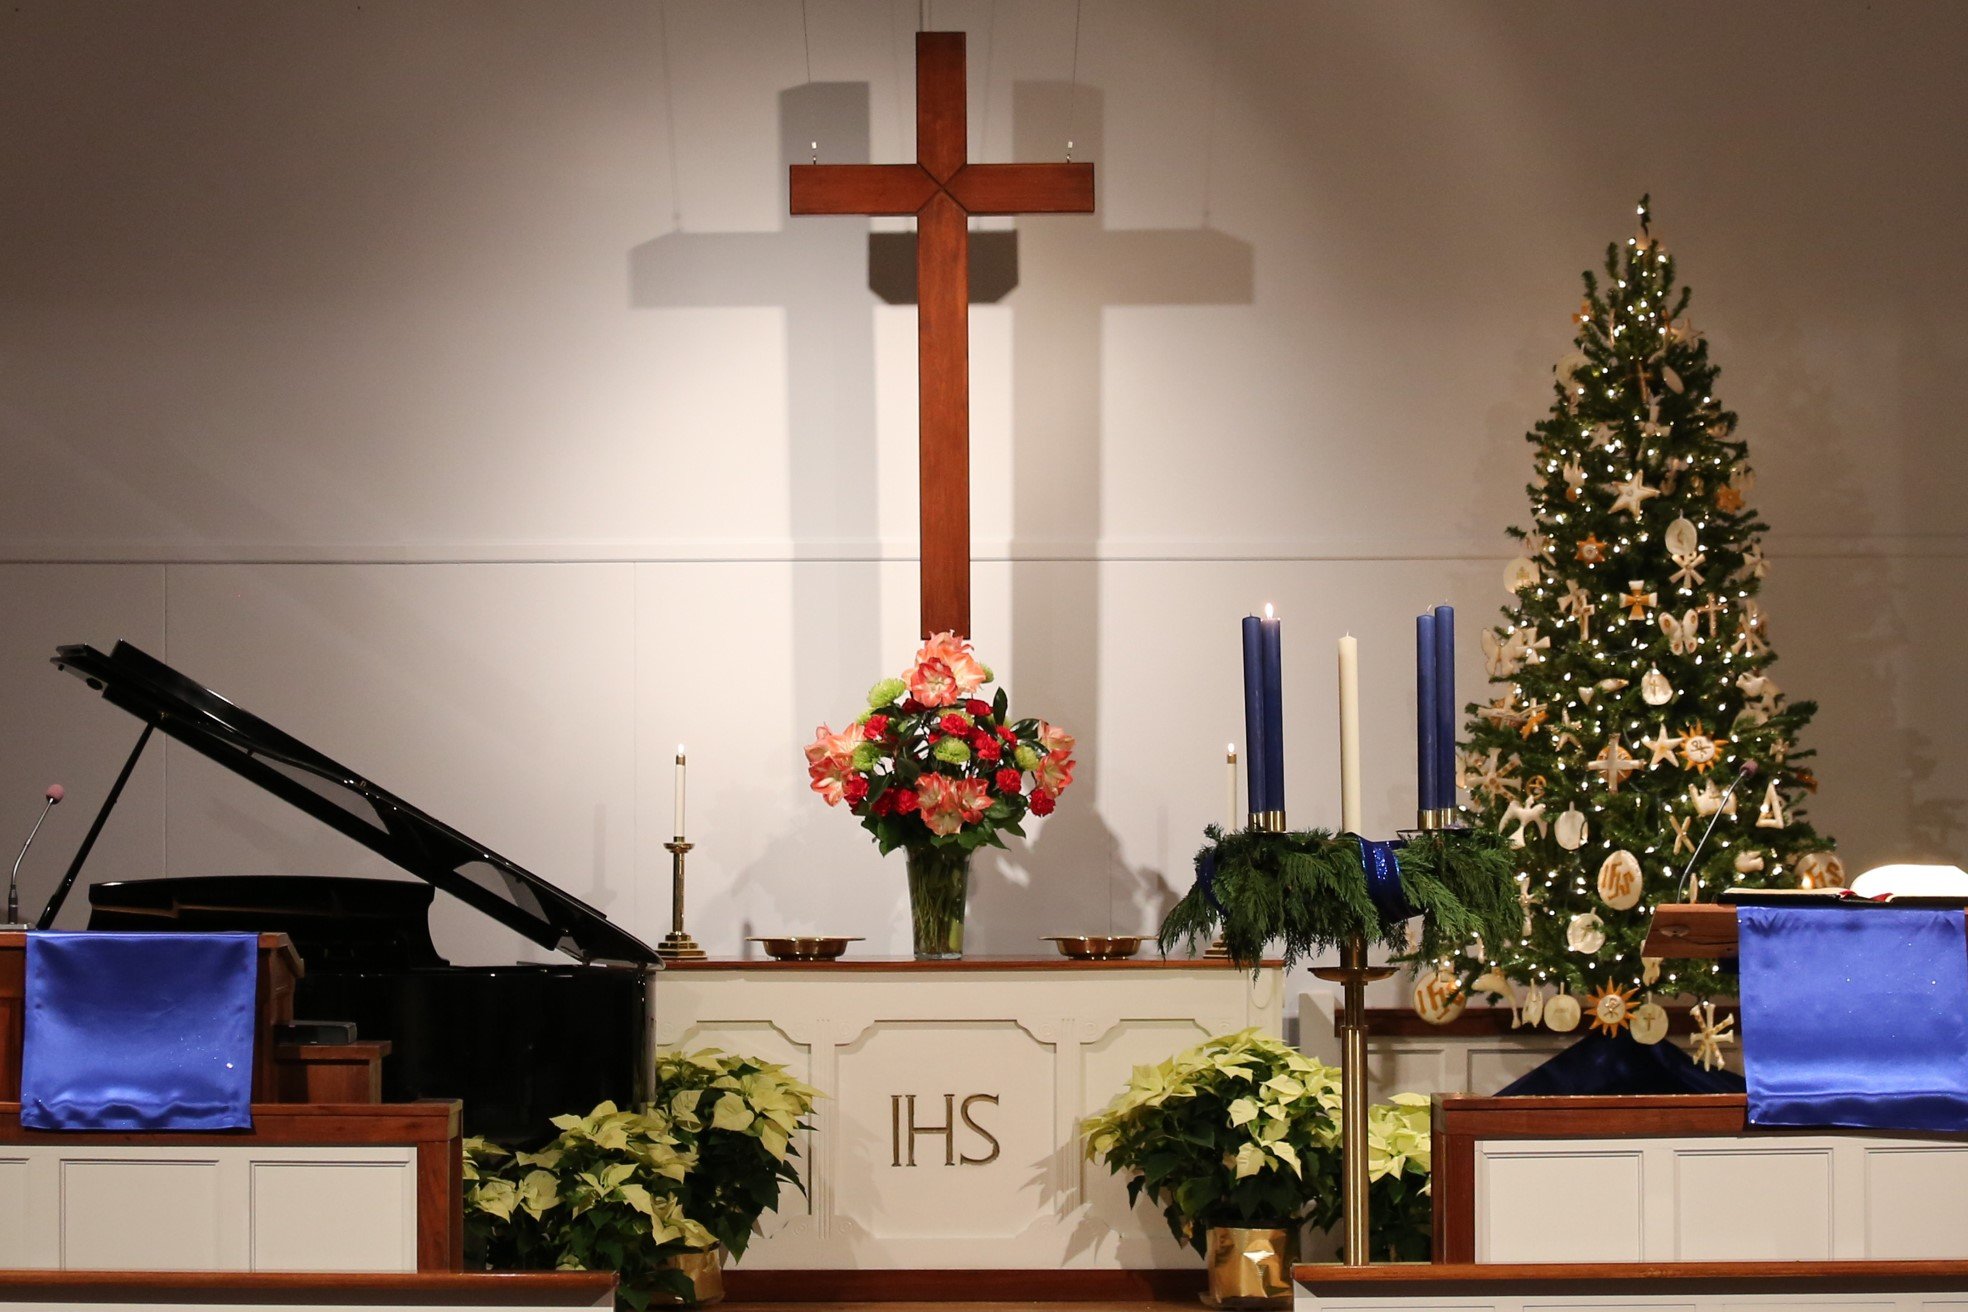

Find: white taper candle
<box><xmin>1338</xmin><ymin>636</ymin><xmax>1363</xmax><ymax>834</ymax></box>
<box><xmin>673</xmin><ymin>746</ymin><xmax>687</xmax><ymax>840</ymax></box>
<box><xmin>1226</xmin><ymin>744</ymin><xmax>1239</xmax><ymax>830</ymax></box>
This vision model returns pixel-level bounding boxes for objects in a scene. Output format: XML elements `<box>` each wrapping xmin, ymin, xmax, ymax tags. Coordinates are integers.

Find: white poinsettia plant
<box><xmin>1080</xmin><ymin>1029</ymin><xmax>1436</xmax><ymax>1260</ymax></box>
<box><xmin>1080</xmin><ymin>1029</ymin><xmax>1344</xmax><ymax>1253</ymax></box>
<box><xmin>463</xmin><ymin>1047</ymin><xmax>819</xmax><ymax>1308</ymax></box>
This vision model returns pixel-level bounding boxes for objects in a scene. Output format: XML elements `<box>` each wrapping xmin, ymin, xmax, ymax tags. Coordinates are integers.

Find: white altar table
<box><xmin>655</xmin><ymin>955</ymin><xmax>1284</xmax><ymax>1276</ymax></box>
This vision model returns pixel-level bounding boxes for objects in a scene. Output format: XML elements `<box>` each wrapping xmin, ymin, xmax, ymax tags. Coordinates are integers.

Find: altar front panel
<box><xmin>656</xmin><ymin>959</ymin><xmax>1284</xmax><ymax>1270</ymax></box>
<box><xmin>1434</xmin><ymin>1094</ymin><xmax>1968</xmax><ymax>1265</ymax></box>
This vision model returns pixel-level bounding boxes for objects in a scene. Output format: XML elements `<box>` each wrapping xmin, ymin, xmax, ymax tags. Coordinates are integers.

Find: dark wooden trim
<box><xmin>664</xmin><ymin>955</ymin><xmax>1284</xmax><ymax>972</ymax></box>
<box><xmin>1363</xmin><ymin>1004</ymin><xmax>1723</xmax><ymax>1038</ymax></box>
<box><xmin>1429</xmin><ymin>1094</ymin><xmax>1475</xmax><ymax>1264</ymax></box>
<box><xmin>0</xmin><ymin>1098</ymin><xmax>459</xmax><ymax>1146</ymax></box>
<box><xmin>1643</xmin><ymin>902</ymin><xmax>1740</xmax><ymax>958</ymax></box>
<box><xmin>1293</xmin><ymin>1260</ymin><xmax>1968</xmax><ymax>1296</ymax></box>
<box><xmin>1437</xmin><ymin>1092</ymin><xmax>1750</xmax><ymax>1139</ymax></box>
<box><xmin>0</xmin><ymin>1269</ymin><xmax>612</xmax><ymax>1304</ymax></box>
<box><xmin>273</xmin><ymin>1040</ymin><xmax>390</xmax><ymax>1103</ymax></box>
<box><xmin>723</xmin><ymin>1267</ymin><xmax>1206</xmax><ymax>1302</ymax></box>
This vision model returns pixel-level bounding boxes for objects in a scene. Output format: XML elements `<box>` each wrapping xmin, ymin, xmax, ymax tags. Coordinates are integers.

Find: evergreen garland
<box><xmin>1159</xmin><ymin>827</ymin><xmax>1518</xmax><ymax>970</ymax></box>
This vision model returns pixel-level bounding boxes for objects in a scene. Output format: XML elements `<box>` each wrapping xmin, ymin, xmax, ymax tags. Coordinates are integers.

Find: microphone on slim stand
<box><xmin>1679</xmin><ymin>761</ymin><xmax>1758</xmax><ymax>901</ymax></box>
<box><xmin>6</xmin><ymin>785</ymin><xmax>64</xmax><ymax>929</ymax></box>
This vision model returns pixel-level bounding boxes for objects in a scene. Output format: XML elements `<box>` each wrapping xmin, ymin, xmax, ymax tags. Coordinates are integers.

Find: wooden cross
<box><xmin>791</xmin><ymin>32</ymin><xmax>1094</xmax><ymax>638</ymax></box>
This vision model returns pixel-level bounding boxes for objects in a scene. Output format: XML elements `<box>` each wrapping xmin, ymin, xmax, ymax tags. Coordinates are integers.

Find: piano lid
<box><xmin>53</xmin><ymin>641</ymin><xmax>662</xmax><ymax>967</ymax></box>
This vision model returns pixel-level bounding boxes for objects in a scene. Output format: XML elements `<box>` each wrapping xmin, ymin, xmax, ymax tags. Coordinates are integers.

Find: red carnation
<box><xmin>890</xmin><ymin>788</ymin><xmax>920</xmax><ymax>815</ymax></box>
<box><xmin>965</xmin><ymin>699</ymin><xmax>992</xmax><ymax>719</ymax></box>
<box><xmin>975</xmin><ymin>737</ymin><xmax>1002</xmax><ymax>764</ymax></box>
<box><xmin>864</xmin><ymin>714</ymin><xmax>889</xmax><ymax>738</ymax></box>
<box><xmin>843</xmin><ymin>775</ymin><xmax>870</xmax><ymax>807</ymax></box>
<box><xmin>939</xmin><ymin>711</ymin><xmax>970</xmax><ymax>736</ymax></box>
<box><xmin>995</xmin><ymin>768</ymin><xmax>1022</xmax><ymax>795</ymax></box>
<box><xmin>998</xmin><ymin>725</ymin><xmax>1016</xmax><ymax>743</ymax></box>
<box><xmin>1029</xmin><ymin>789</ymin><xmax>1057</xmax><ymax>816</ymax></box>
<box><xmin>902</xmin><ymin>698</ymin><xmax>925</xmax><ymax>715</ymax></box>
<box><xmin>872</xmin><ymin>791</ymin><xmax>895</xmax><ymax>816</ymax></box>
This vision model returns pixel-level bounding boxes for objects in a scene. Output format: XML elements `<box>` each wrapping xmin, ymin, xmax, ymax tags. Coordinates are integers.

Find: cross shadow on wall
<box><xmin>974</xmin><ymin>82</ymin><xmax>1255</xmax><ymax>944</ymax></box>
<box><xmin>627</xmin><ymin>82</ymin><xmax>1018</xmax><ymax>937</ymax></box>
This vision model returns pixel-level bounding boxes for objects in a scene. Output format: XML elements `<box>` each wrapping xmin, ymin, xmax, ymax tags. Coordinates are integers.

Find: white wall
<box><xmin>1</xmin><ymin>3</ymin><xmax>1962</xmax><ymax>995</ymax></box>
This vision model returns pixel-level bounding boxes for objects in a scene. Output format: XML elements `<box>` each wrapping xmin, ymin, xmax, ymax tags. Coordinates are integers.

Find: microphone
<box><xmin>1680</xmin><ymin>761</ymin><xmax>1758</xmax><ymax>901</ymax></box>
<box><xmin>7</xmin><ymin>785</ymin><xmax>64</xmax><ymax>928</ymax></box>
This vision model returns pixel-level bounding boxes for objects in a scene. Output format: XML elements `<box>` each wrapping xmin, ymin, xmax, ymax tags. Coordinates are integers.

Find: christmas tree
<box><xmin>1453</xmin><ymin>198</ymin><xmax>1838</xmax><ymax>1022</ymax></box>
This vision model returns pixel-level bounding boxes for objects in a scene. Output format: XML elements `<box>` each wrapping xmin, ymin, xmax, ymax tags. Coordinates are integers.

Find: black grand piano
<box><xmin>45</xmin><ymin>640</ymin><xmax>662</xmax><ymax>1143</ymax></box>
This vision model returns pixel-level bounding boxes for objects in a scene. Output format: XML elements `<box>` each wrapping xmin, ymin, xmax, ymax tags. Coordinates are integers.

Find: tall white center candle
<box><xmin>673</xmin><ymin>746</ymin><xmax>687</xmax><ymax>840</ymax></box>
<box><xmin>1337</xmin><ymin>636</ymin><xmax>1363</xmax><ymax>834</ymax></box>
<box><xmin>1226</xmin><ymin>744</ymin><xmax>1239</xmax><ymax>830</ymax></box>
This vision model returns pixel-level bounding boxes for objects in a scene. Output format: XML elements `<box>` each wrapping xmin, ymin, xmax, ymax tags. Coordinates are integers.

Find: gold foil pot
<box><xmin>1205</xmin><ymin>1224</ymin><xmax>1297</xmax><ymax>1308</ymax></box>
<box><xmin>652</xmin><ymin>1246</ymin><xmax>725</xmax><ymax>1306</ymax></box>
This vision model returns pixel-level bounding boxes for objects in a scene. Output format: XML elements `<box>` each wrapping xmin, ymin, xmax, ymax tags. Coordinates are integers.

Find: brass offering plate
<box><xmin>747</xmin><ymin>935</ymin><xmax>862</xmax><ymax>962</ymax></box>
<box><xmin>1042</xmin><ymin>934</ymin><xmax>1146</xmax><ymax>960</ymax></box>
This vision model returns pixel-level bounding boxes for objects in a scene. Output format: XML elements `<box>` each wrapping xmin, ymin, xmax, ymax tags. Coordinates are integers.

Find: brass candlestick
<box><xmin>1312</xmin><ymin>934</ymin><xmax>1396</xmax><ymax>1264</ymax></box>
<box><xmin>657</xmin><ymin>839</ymin><xmax>705</xmax><ymax>960</ymax></box>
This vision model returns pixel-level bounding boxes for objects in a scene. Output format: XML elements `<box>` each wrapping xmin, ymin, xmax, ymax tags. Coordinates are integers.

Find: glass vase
<box><xmin>905</xmin><ymin>844</ymin><xmax>970</xmax><ymax>960</ymax></box>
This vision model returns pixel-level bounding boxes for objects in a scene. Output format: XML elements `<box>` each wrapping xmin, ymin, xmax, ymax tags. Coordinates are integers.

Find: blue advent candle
<box><xmin>1241</xmin><ymin>616</ymin><xmax>1269</xmax><ymax>823</ymax></box>
<box><xmin>1260</xmin><ymin>610</ymin><xmax>1285</xmax><ymax>814</ymax></box>
<box><xmin>1433</xmin><ymin>604</ymin><xmax>1457</xmax><ymax>809</ymax></box>
<box><xmin>1416</xmin><ymin>613</ymin><xmax>1439</xmax><ymax>812</ymax></box>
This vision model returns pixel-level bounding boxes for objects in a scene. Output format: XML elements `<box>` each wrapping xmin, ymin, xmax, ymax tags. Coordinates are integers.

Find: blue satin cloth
<box><xmin>1355</xmin><ymin>837</ymin><xmax>1417</xmax><ymax>924</ymax></box>
<box><xmin>21</xmin><ymin>932</ymin><xmax>258</xmax><ymax>1131</ymax></box>
<box><xmin>1739</xmin><ymin>906</ymin><xmax>1968</xmax><ymax>1132</ymax></box>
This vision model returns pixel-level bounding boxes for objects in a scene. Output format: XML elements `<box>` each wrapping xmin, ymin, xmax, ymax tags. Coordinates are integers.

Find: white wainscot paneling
<box><xmin>1478</xmin><ymin>1149</ymin><xmax>1643</xmax><ymax>1264</ymax></box>
<box><xmin>656</xmin><ymin>963</ymin><xmax>1282</xmax><ymax>1269</ymax></box>
<box><xmin>1470</xmin><ymin>1136</ymin><xmax>1968</xmax><ymax>1265</ymax></box>
<box><xmin>0</xmin><ymin>1144</ymin><xmax>417</xmax><ymax>1271</ymax></box>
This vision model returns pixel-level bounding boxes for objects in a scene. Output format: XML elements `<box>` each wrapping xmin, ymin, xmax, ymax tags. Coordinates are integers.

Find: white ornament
<box><xmin>1412</xmin><ymin>965</ymin><xmax>1466</xmax><ymax>1025</ymax></box>
<box><xmin>1482</xmin><ymin>629</ymin><xmax>1520</xmax><ymax>679</ymax></box>
<box><xmin>1631</xmin><ymin>1001</ymin><xmax>1669</xmax><ymax>1045</ymax></box>
<box><xmin>1557</xmin><ymin>351</ymin><xmax>1591</xmax><ymax>383</ymax></box>
<box><xmin>1796</xmin><ymin>851</ymin><xmax>1847</xmax><ymax>889</ymax></box>
<box><xmin>1669</xmin><ymin>551</ymin><xmax>1707</xmax><ymax>589</ymax></box>
<box><xmin>1691</xmin><ymin>1001</ymin><xmax>1736</xmax><ymax>1072</ymax></box>
<box><xmin>1518</xmin><ymin>982</ymin><xmax>1545</xmax><ymax>1028</ymax></box>
<box><xmin>1554</xmin><ymin>805</ymin><xmax>1589</xmax><ymax>851</ymax></box>
<box><xmin>1499</xmin><ymin>794</ymin><xmax>1549</xmax><ymax>849</ymax></box>
<box><xmin>1662</xmin><ymin>363</ymin><xmax>1686</xmax><ymax>394</ymax></box>
<box><xmin>1755</xmin><ymin>781</ymin><xmax>1787</xmax><ymax>830</ymax></box>
<box><xmin>1562</xmin><ymin>459</ymin><xmax>1586</xmax><ymax>500</ymax></box>
<box><xmin>1689</xmin><ymin>780</ymin><xmax>1738</xmax><ymax>819</ymax></box>
<box><xmin>1641</xmin><ymin>667</ymin><xmax>1675</xmax><ymax>706</ymax></box>
<box><xmin>1641</xmin><ymin>956</ymin><xmax>1663</xmax><ymax>986</ymax></box>
<box><xmin>1605</xmin><ymin>470</ymin><xmax>1663</xmax><ymax>518</ymax></box>
<box><xmin>1596</xmin><ymin>851</ymin><xmax>1644</xmax><ymax>911</ymax></box>
<box><xmin>1665</xmin><ymin>516</ymin><xmax>1700</xmax><ymax>556</ymax></box>
<box><xmin>1544</xmin><ymin>991</ymin><xmax>1582</xmax><ymax>1033</ymax></box>
<box><xmin>1505</xmin><ymin>556</ymin><xmax>1541</xmax><ymax>593</ymax></box>
<box><xmin>1737</xmin><ymin>672</ymin><xmax>1781</xmax><ymax>710</ymax></box>
<box><xmin>1734</xmin><ymin>849</ymin><xmax>1766</xmax><ymax>874</ymax></box>
<box><xmin>1588</xmin><ymin>737</ymin><xmax>1642</xmax><ymax>793</ymax></box>
<box><xmin>1641</xmin><ymin>724</ymin><xmax>1684</xmax><ymax>767</ymax></box>
<box><xmin>1567</xmin><ymin>912</ymin><xmax>1607</xmax><ymax>955</ymax></box>
<box><xmin>1659</xmin><ymin>609</ymin><xmax>1701</xmax><ymax>656</ymax></box>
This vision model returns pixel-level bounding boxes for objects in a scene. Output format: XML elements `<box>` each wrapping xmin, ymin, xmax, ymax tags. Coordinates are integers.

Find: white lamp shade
<box><xmin>1850</xmin><ymin>863</ymin><xmax>1968</xmax><ymax>899</ymax></box>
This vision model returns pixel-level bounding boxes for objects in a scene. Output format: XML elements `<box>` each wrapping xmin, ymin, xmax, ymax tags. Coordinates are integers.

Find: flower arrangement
<box><xmin>806</xmin><ymin>631</ymin><xmax>1075</xmax><ymax>854</ymax></box>
<box><xmin>462</xmin><ymin>1047</ymin><xmax>820</xmax><ymax>1309</ymax></box>
<box><xmin>1080</xmin><ymin>1029</ymin><xmax>1434</xmax><ymax>1261</ymax></box>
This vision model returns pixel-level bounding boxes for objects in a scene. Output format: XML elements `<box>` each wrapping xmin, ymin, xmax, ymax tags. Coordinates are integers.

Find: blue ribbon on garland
<box><xmin>1356</xmin><ymin>836</ymin><xmax>1418</xmax><ymax>925</ymax></box>
<box><xmin>1194</xmin><ymin>848</ymin><xmax>1227</xmax><ymax>919</ymax></box>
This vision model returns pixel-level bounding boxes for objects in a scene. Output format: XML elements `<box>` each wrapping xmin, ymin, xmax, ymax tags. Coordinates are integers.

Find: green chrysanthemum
<box><xmin>1013</xmin><ymin>745</ymin><xmax>1040</xmax><ymax>771</ymax></box>
<box><xmin>933</xmin><ymin>737</ymin><xmax>971</xmax><ymax>765</ymax></box>
<box><xmin>868</xmin><ymin>677</ymin><xmax>906</xmax><ymax>709</ymax></box>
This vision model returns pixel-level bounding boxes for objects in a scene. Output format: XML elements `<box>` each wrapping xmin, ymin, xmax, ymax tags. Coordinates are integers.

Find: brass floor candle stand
<box><xmin>657</xmin><ymin>838</ymin><xmax>705</xmax><ymax>961</ymax></box>
<box><xmin>1311</xmin><ymin>940</ymin><xmax>1394</xmax><ymax>1265</ymax></box>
